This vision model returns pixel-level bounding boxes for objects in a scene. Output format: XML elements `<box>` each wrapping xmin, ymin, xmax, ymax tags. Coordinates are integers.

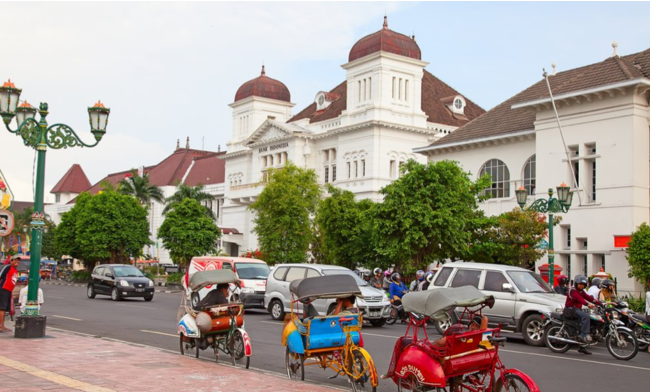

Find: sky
<box><xmin>1</xmin><ymin>1</ymin><xmax>649</xmax><ymax>203</ymax></box>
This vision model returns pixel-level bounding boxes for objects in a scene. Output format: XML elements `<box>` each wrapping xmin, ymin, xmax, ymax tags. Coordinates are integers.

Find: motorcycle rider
<box><xmin>362</xmin><ymin>271</ymin><xmax>372</xmax><ymax>284</ymax></box>
<box><xmin>382</xmin><ymin>270</ymin><xmax>393</xmax><ymax>291</ymax></box>
<box><xmin>369</xmin><ymin>268</ymin><xmax>383</xmax><ymax>290</ymax></box>
<box><xmin>554</xmin><ymin>275</ymin><xmax>570</xmax><ymax>296</ymax></box>
<box><xmin>587</xmin><ymin>277</ymin><xmax>602</xmax><ymax>299</ymax></box>
<box><xmin>422</xmin><ymin>272</ymin><xmax>434</xmax><ymax>291</ymax></box>
<box><xmin>598</xmin><ymin>279</ymin><xmax>617</xmax><ymax>302</ymax></box>
<box><xmin>565</xmin><ymin>275</ymin><xmax>603</xmax><ymax>355</ymax></box>
<box><xmin>409</xmin><ymin>270</ymin><xmax>425</xmax><ymax>292</ymax></box>
<box><xmin>389</xmin><ymin>272</ymin><xmax>409</xmax><ymax>320</ymax></box>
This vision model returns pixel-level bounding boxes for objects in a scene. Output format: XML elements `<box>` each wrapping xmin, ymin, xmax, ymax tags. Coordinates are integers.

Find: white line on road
<box><xmin>114</xmin><ymin>303</ymin><xmax>161</xmax><ymax>310</ymax></box>
<box><xmin>140</xmin><ymin>330</ymin><xmax>178</xmax><ymax>337</ymax></box>
<box><xmin>51</xmin><ymin>315</ymin><xmax>83</xmax><ymax>321</ymax></box>
<box><xmin>501</xmin><ymin>348</ymin><xmax>650</xmax><ymax>371</ymax></box>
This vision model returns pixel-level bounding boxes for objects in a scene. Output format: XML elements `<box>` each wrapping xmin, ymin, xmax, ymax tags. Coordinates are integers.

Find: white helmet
<box><xmin>373</xmin><ymin>268</ymin><xmax>382</xmax><ymax>275</ymax></box>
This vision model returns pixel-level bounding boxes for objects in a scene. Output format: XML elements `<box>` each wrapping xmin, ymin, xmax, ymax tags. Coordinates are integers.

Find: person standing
<box><xmin>0</xmin><ymin>256</ymin><xmax>20</xmax><ymax>332</ymax></box>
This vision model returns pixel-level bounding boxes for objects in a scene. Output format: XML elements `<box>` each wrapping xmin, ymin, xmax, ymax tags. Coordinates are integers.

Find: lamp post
<box><xmin>515</xmin><ymin>184</ymin><xmax>573</xmax><ymax>289</ymax></box>
<box><xmin>1</xmin><ymin>79</ymin><xmax>109</xmax><ymax>337</ymax></box>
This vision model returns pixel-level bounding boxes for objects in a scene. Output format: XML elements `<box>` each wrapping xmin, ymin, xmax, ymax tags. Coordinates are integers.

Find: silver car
<box><xmin>264</xmin><ymin>264</ymin><xmax>392</xmax><ymax>327</ymax></box>
<box><xmin>428</xmin><ymin>261</ymin><xmax>566</xmax><ymax>347</ymax></box>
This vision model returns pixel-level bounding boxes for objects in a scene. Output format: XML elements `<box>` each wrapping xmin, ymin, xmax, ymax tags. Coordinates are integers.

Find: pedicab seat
<box><xmin>440</xmin><ymin>328</ymin><xmax>496</xmax><ymax>377</ymax></box>
<box><xmin>306</xmin><ymin>315</ymin><xmax>360</xmax><ymax>350</ymax></box>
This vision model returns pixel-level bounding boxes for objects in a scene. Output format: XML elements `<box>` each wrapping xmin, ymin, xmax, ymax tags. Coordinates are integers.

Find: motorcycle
<box><xmin>613</xmin><ymin>301</ymin><xmax>650</xmax><ymax>350</ymax></box>
<box><xmin>542</xmin><ymin>304</ymin><xmax>639</xmax><ymax>361</ymax></box>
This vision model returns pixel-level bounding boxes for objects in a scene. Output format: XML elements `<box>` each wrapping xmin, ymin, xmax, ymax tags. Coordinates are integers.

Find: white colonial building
<box><xmin>220</xmin><ymin>17</ymin><xmax>485</xmax><ymax>256</ymax></box>
<box><xmin>416</xmin><ymin>44</ymin><xmax>650</xmax><ymax>295</ymax></box>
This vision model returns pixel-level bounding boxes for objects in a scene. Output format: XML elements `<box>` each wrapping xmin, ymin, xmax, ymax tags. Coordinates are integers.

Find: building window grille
<box><xmin>390</xmin><ymin>160</ymin><xmax>396</xmax><ymax>179</ymax></box>
<box><xmin>368</xmin><ymin>77</ymin><xmax>372</xmax><ymax>100</ymax></box>
<box><xmin>405</xmin><ymin>80</ymin><xmax>409</xmax><ymax>102</ymax></box>
<box><xmin>523</xmin><ymin>155</ymin><xmax>536</xmax><ymax>195</ymax></box>
<box><xmin>361</xmin><ymin>159</ymin><xmax>366</xmax><ymax>177</ymax></box>
<box><xmin>566</xmin><ymin>226</ymin><xmax>571</xmax><ymax>248</ymax></box>
<box><xmin>322</xmin><ymin>148</ymin><xmax>337</xmax><ymax>183</ymax></box>
<box><xmin>55</xmin><ymin>194</ymin><xmax>61</xmax><ymax>203</ymax></box>
<box><xmin>392</xmin><ymin>77</ymin><xmax>396</xmax><ymax>99</ymax></box>
<box><xmin>479</xmin><ymin>159</ymin><xmax>510</xmax><ymax>198</ymax></box>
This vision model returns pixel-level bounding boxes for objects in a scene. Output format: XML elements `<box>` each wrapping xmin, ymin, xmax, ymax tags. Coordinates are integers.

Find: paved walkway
<box><xmin>0</xmin><ymin>320</ymin><xmax>337</xmax><ymax>392</ymax></box>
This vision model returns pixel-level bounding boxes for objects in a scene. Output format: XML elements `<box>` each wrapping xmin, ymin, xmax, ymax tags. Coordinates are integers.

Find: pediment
<box><xmin>245</xmin><ymin>120</ymin><xmax>310</xmax><ymax>147</ymax></box>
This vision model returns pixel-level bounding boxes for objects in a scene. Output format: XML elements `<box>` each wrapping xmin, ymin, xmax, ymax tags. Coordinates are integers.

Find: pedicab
<box><xmin>384</xmin><ymin>286</ymin><xmax>540</xmax><ymax>392</ymax></box>
<box><xmin>282</xmin><ymin>275</ymin><xmax>379</xmax><ymax>391</ymax></box>
<box><xmin>177</xmin><ymin>269</ymin><xmax>252</xmax><ymax>368</ymax></box>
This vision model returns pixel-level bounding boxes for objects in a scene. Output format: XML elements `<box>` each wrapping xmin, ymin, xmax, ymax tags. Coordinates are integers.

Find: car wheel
<box><xmin>435</xmin><ymin>311</ymin><xmax>457</xmax><ymax>335</ymax></box>
<box><xmin>111</xmin><ymin>287</ymin><xmax>121</xmax><ymax>301</ymax></box>
<box><xmin>87</xmin><ymin>285</ymin><xmax>96</xmax><ymax>299</ymax></box>
<box><xmin>144</xmin><ymin>296</ymin><xmax>153</xmax><ymax>302</ymax></box>
<box><xmin>522</xmin><ymin>314</ymin><xmax>545</xmax><ymax>347</ymax></box>
<box><xmin>270</xmin><ymin>299</ymin><xmax>285</xmax><ymax>320</ymax></box>
<box><xmin>370</xmin><ymin>319</ymin><xmax>387</xmax><ymax>328</ymax></box>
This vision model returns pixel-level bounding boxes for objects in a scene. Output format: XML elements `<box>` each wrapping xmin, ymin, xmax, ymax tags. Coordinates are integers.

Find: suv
<box><xmin>264</xmin><ymin>264</ymin><xmax>391</xmax><ymax>327</ymax></box>
<box><xmin>87</xmin><ymin>264</ymin><xmax>155</xmax><ymax>301</ymax></box>
<box><xmin>428</xmin><ymin>261</ymin><xmax>565</xmax><ymax>346</ymax></box>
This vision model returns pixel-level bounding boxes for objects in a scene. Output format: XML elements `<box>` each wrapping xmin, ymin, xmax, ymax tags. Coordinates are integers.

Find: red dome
<box><xmin>349</xmin><ymin>17</ymin><xmax>421</xmax><ymax>62</ymax></box>
<box><xmin>234</xmin><ymin>66</ymin><xmax>291</xmax><ymax>103</ymax></box>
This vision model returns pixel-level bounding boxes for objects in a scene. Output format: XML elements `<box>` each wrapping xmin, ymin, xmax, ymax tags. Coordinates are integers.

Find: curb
<box><xmin>42</xmin><ymin>281</ymin><xmax>182</xmax><ymax>294</ymax></box>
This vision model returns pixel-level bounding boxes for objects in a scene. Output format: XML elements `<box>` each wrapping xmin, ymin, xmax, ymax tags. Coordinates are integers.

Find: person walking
<box><xmin>0</xmin><ymin>255</ymin><xmax>20</xmax><ymax>332</ymax></box>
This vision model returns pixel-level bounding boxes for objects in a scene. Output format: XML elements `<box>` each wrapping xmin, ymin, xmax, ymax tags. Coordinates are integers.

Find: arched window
<box><xmin>523</xmin><ymin>155</ymin><xmax>536</xmax><ymax>196</ymax></box>
<box><xmin>480</xmin><ymin>159</ymin><xmax>510</xmax><ymax>198</ymax></box>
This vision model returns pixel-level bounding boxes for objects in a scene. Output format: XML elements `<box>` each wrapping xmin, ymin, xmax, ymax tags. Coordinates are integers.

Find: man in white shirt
<box><xmin>19</xmin><ymin>284</ymin><xmax>44</xmax><ymax>314</ymax></box>
<box><xmin>587</xmin><ymin>278</ymin><xmax>601</xmax><ymax>299</ymax></box>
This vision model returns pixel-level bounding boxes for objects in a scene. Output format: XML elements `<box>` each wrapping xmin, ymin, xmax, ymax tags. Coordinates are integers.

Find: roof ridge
<box><xmin>613</xmin><ymin>56</ymin><xmax>635</xmax><ymax>79</ymax></box>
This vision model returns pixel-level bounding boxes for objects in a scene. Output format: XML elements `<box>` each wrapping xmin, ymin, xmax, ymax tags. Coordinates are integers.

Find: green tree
<box><xmin>158</xmin><ymin>198</ymin><xmax>221</xmax><ymax>266</ymax></box>
<box><xmin>162</xmin><ymin>183</ymin><xmax>217</xmax><ymax>219</ymax></box>
<box><xmin>627</xmin><ymin>222</ymin><xmax>650</xmax><ymax>291</ymax></box>
<box><xmin>373</xmin><ymin>159</ymin><xmax>490</xmax><ymax>269</ymax></box>
<box><xmin>250</xmin><ymin>162</ymin><xmax>322</xmax><ymax>264</ymax></box>
<box><xmin>41</xmin><ymin>224</ymin><xmax>62</xmax><ymax>260</ymax></box>
<box><xmin>118</xmin><ymin>170</ymin><xmax>165</xmax><ymax>206</ymax></box>
<box><xmin>316</xmin><ymin>184</ymin><xmax>381</xmax><ymax>269</ymax></box>
<box><xmin>55</xmin><ymin>192</ymin><xmax>92</xmax><ymax>262</ymax></box>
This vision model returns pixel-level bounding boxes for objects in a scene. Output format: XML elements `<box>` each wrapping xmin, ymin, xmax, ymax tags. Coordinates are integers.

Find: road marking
<box><xmin>141</xmin><ymin>329</ymin><xmax>178</xmax><ymax>337</ymax></box>
<box><xmin>0</xmin><ymin>355</ymin><xmax>115</xmax><ymax>392</ymax></box>
<box><xmin>501</xmin><ymin>349</ymin><xmax>650</xmax><ymax>371</ymax></box>
<box><xmin>260</xmin><ymin>320</ymin><xmax>282</xmax><ymax>325</ymax></box>
<box><xmin>51</xmin><ymin>315</ymin><xmax>83</xmax><ymax>321</ymax></box>
<box><xmin>114</xmin><ymin>303</ymin><xmax>161</xmax><ymax>310</ymax></box>
<box><xmin>363</xmin><ymin>332</ymin><xmax>400</xmax><ymax>339</ymax></box>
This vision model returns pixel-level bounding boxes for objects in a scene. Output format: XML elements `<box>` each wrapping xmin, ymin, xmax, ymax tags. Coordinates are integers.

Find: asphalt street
<box><xmin>39</xmin><ymin>284</ymin><xmax>650</xmax><ymax>391</ymax></box>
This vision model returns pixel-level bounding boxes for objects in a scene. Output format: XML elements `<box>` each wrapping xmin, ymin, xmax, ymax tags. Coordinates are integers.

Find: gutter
<box><xmin>413</xmin><ymin>129</ymin><xmax>535</xmax><ymax>153</ymax></box>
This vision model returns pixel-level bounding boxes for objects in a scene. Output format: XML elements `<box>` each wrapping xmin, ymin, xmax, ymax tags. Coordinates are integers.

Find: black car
<box><xmin>87</xmin><ymin>264</ymin><xmax>155</xmax><ymax>301</ymax></box>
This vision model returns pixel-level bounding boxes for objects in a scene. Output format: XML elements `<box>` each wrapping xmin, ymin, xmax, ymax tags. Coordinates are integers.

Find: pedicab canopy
<box><xmin>402</xmin><ymin>286</ymin><xmax>495</xmax><ymax>321</ymax></box>
<box><xmin>188</xmin><ymin>270</ymin><xmax>240</xmax><ymax>292</ymax></box>
<box><xmin>289</xmin><ymin>275</ymin><xmax>362</xmax><ymax>301</ymax></box>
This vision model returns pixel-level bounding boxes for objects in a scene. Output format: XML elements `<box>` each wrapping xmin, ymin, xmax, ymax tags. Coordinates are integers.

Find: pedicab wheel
<box><xmin>606</xmin><ymin>329</ymin><xmax>638</xmax><ymax>361</ymax></box>
<box><xmin>386</xmin><ymin>307</ymin><xmax>398</xmax><ymax>325</ymax></box>
<box><xmin>543</xmin><ymin>325</ymin><xmax>571</xmax><ymax>354</ymax></box>
<box><xmin>213</xmin><ymin>344</ymin><xmax>220</xmax><ymax>363</ymax></box>
<box><xmin>494</xmin><ymin>373</ymin><xmax>535</xmax><ymax>392</ymax></box>
<box><xmin>285</xmin><ymin>346</ymin><xmax>304</xmax><ymax>381</ymax></box>
<box><xmin>397</xmin><ymin>376</ymin><xmax>427</xmax><ymax>392</ymax></box>
<box><xmin>229</xmin><ymin>329</ymin><xmax>250</xmax><ymax>369</ymax></box>
<box><xmin>347</xmin><ymin>348</ymin><xmax>376</xmax><ymax>392</ymax></box>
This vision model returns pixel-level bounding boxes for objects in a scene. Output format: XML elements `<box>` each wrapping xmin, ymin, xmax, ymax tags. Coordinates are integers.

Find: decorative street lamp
<box><xmin>1</xmin><ymin>79</ymin><xmax>109</xmax><ymax>337</ymax></box>
<box><xmin>515</xmin><ymin>184</ymin><xmax>573</xmax><ymax>289</ymax></box>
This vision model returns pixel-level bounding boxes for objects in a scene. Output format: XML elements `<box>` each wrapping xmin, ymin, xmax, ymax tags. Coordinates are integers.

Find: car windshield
<box><xmin>322</xmin><ymin>269</ymin><xmax>367</xmax><ymax>286</ymax></box>
<box><xmin>235</xmin><ymin>262</ymin><xmax>270</xmax><ymax>279</ymax></box>
<box><xmin>506</xmin><ymin>271</ymin><xmax>553</xmax><ymax>293</ymax></box>
<box><xmin>113</xmin><ymin>266</ymin><xmax>145</xmax><ymax>278</ymax></box>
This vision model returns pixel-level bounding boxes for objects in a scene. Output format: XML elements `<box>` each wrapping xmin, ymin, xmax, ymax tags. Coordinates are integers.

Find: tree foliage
<box><xmin>316</xmin><ymin>184</ymin><xmax>383</xmax><ymax>269</ymax></box>
<box><xmin>118</xmin><ymin>170</ymin><xmax>165</xmax><ymax>206</ymax></box>
<box><xmin>41</xmin><ymin>224</ymin><xmax>62</xmax><ymax>260</ymax></box>
<box><xmin>373</xmin><ymin>159</ymin><xmax>490</xmax><ymax>269</ymax></box>
<box><xmin>55</xmin><ymin>191</ymin><xmax>151</xmax><ymax>267</ymax></box>
<box><xmin>162</xmin><ymin>183</ymin><xmax>217</xmax><ymax>219</ymax></box>
<box><xmin>158</xmin><ymin>198</ymin><xmax>221</xmax><ymax>266</ymax></box>
<box><xmin>250</xmin><ymin>162</ymin><xmax>321</xmax><ymax>265</ymax></box>
<box><xmin>626</xmin><ymin>222</ymin><xmax>650</xmax><ymax>290</ymax></box>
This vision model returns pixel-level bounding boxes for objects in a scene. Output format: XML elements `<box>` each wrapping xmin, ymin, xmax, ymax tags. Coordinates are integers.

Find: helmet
<box><xmin>363</xmin><ymin>271</ymin><xmax>372</xmax><ymax>279</ymax></box>
<box><xmin>373</xmin><ymin>268</ymin><xmax>382</xmax><ymax>275</ymax></box>
<box><xmin>384</xmin><ymin>270</ymin><xmax>391</xmax><ymax>277</ymax></box>
<box><xmin>391</xmin><ymin>272</ymin><xmax>401</xmax><ymax>281</ymax></box>
<box><xmin>590</xmin><ymin>277</ymin><xmax>602</xmax><ymax>287</ymax></box>
<box><xmin>557</xmin><ymin>275</ymin><xmax>569</xmax><ymax>285</ymax></box>
<box><xmin>426</xmin><ymin>273</ymin><xmax>434</xmax><ymax>283</ymax></box>
<box><xmin>600</xmin><ymin>279</ymin><xmax>615</xmax><ymax>289</ymax></box>
<box><xmin>416</xmin><ymin>270</ymin><xmax>425</xmax><ymax>279</ymax></box>
<box><xmin>574</xmin><ymin>275</ymin><xmax>588</xmax><ymax>287</ymax></box>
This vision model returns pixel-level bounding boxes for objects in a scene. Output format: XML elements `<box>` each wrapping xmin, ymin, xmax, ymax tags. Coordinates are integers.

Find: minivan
<box><xmin>186</xmin><ymin>256</ymin><xmax>270</xmax><ymax>309</ymax></box>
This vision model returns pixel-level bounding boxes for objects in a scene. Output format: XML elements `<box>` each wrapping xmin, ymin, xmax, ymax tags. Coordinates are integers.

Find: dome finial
<box><xmin>383</xmin><ymin>15</ymin><xmax>388</xmax><ymax>29</ymax></box>
<box><xmin>612</xmin><ymin>40</ymin><xmax>619</xmax><ymax>57</ymax></box>
<box><xmin>261</xmin><ymin>64</ymin><xmax>265</xmax><ymax>76</ymax></box>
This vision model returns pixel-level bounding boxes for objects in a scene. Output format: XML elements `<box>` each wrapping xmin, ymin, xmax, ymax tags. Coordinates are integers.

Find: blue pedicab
<box><xmin>282</xmin><ymin>275</ymin><xmax>378</xmax><ymax>391</ymax></box>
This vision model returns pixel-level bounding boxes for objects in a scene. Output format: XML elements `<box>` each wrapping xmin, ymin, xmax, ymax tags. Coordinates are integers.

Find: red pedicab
<box><xmin>384</xmin><ymin>287</ymin><xmax>539</xmax><ymax>392</ymax></box>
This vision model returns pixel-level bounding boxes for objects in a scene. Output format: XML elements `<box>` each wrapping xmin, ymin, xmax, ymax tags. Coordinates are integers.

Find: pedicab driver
<box><xmin>330</xmin><ymin>295</ymin><xmax>358</xmax><ymax>316</ymax></box>
<box><xmin>195</xmin><ymin>283</ymin><xmax>230</xmax><ymax>309</ymax></box>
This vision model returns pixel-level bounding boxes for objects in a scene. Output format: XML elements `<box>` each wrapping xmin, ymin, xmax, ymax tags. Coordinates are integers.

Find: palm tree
<box><xmin>162</xmin><ymin>183</ymin><xmax>217</xmax><ymax>220</ymax></box>
<box><xmin>117</xmin><ymin>170</ymin><xmax>165</xmax><ymax>206</ymax></box>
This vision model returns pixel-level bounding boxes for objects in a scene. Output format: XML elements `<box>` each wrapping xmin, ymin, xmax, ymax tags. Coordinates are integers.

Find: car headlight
<box><xmin>356</xmin><ymin>299</ymin><xmax>366</xmax><ymax>306</ymax></box>
<box><xmin>119</xmin><ymin>280</ymin><xmax>129</xmax><ymax>287</ymax></box>
<box><xmin>241</xmin><ymin>287</ymin><xmax>255</xmax><ymax>294</ymax></box>
<box><xmin>148</xmin><ymin>280</ymin><xmax>154</xmax><ymax>287</ymax></box>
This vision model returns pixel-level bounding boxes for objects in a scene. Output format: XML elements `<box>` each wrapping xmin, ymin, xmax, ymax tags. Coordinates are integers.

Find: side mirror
<box><xmin>502</xmin><ymin>283</ymin><xmax>515</xmax><ymax>293</ymax></box>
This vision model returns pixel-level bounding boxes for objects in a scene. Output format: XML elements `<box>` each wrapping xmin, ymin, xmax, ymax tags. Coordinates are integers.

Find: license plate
<box><xmin>135</xmin><ymin>288</ymin><xmax>145</xmax><ymax>292</ymax></box>
<box><xmin>370</xmin><ymin>312</ymin><xmax>380</xmax><ymax>317</ymax></box>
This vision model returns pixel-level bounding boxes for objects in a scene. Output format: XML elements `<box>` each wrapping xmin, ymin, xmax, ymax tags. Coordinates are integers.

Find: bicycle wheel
<box><xmin>229</xmin><ymin>330</ymin><xmax>250</xmax><ymax>368</ymax></box>
<box><xmin>494</xmin><ymin>373</ymin><xmax>535</xmax><ymax>392</ymax></box>
<box><xmin>347</xmin><ymin>348</ymin><xmax>377</xmax><ymax>392</ymax></box>
<box><xmin>285</xmin><ymin>346</ymin><xmax>304</xmax><ymax>381</ymax></box>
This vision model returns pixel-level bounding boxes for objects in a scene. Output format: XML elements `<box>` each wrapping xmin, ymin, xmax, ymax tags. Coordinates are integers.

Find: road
<box><xmin>41</xmin><ymin>284</ymin><xmax>650</xmax><ymax>391</ymax></box>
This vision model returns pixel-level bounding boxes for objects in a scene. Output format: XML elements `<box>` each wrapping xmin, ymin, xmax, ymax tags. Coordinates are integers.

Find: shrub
<box><xmin>70</xmin><ymin>270</ymin><xmax>91</xmax><ymax>283</ymax></box>
<box><xmin>621</xmin><ymin>294</ymin><xmax>646</xmax><ymax>314</ymax></box>
<box><xmin>166</xmin><ymin>272</ymin><xmax>184</xmax><ymax>285</ymax></box>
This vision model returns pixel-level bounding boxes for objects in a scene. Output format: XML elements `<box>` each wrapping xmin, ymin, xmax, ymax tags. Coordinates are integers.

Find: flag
<box><xmin>17</xmin><ymin>235</ymin><xmax>22</xmax><ymax>255</ymax></box>
<box><xmin>25</xmin><ymin>234</ymin><xmax>30</xmax><ymax>256</ymax></box>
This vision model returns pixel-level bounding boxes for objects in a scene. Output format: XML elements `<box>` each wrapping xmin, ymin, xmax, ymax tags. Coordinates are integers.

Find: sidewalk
<box><xmin>0</xmin><ymin>320</ymin><xmax>338</xmax><ymax>392</ymax></box>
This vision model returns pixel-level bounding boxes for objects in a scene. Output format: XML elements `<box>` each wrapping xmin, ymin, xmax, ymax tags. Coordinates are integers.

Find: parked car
<box><xmin>87</xmin><ymin>264</ymin><xmax>155</xmax><ymax>301</ymax></box>
<box><xmin>264</xmin><ymin>264</ymin><xmax>392</xmax><ymax>327</ymax></box>
<box><xmin>186</xmin><ymin>257</ymin><xmax>270</xmax><ymax>309</ymax></box>
<box><xmin>427</xmin><ymin>261</ymin><xmax>566</xmax><ymax>346</ymax></box>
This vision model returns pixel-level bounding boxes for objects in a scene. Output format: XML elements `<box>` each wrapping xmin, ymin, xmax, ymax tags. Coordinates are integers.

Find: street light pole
<box><xmin>516</xmin><ymin>184</ymin><xmax>573</xmax><ymax>289</ymax></box>
<box><xmin>1</xmin><ymin>80</ymin><xmax>109</xmax><ymax>336</ymax></box>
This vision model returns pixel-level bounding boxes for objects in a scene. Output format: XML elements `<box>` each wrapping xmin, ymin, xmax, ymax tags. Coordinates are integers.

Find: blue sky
<box><xmin>1</xmin><ymin>1</ymin><xmax>649</xmax><ymax>201</ymax></box>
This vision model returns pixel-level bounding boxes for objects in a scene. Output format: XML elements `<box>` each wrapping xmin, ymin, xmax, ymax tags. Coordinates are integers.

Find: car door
<box><xmin>481</xmin><ymin>271</ymin><xmax>517</xmax><ymax>327</ymax></box>
<box><xmin>92</xmin><ymin>267</ymin><xmax>105</xmax><ymax>293</ymax></box>
<box><xmin>103</xmin><ymin>267</ymin><xmax>116</xmax><ymax>293</ymax></box>
<box><xmin>305</xmin><ymin>268</ymin><xmax>329</xmax><ymax>314</ymax></box>
<box><xmin>280</xmin><ymin>267</ymin><xmax>307</xmax><ymax>310</ymax></box>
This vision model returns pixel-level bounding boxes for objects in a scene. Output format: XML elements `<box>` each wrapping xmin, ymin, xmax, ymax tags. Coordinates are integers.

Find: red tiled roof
<box><xmin>430</xmin><ymin>48</ymin><xmax>650</xmax><ymax>148</ymax></box>
<box><xmin>234</xmin><ymin>66</ymin><xmax>291</xmax><ymax>103</ymax></box>
<box><xmin>183</xmin><ymin>152</ymin><xmax>227</xmax><ymax>187</ymax></box>
<box><xmin>349</xmin><ymin>17</ymin><xmax>421</xmax><ymax>62</ymax></box>
<box><xmin>51</xmin><ymin>164</ymin><xmax>92</xmax><ymax>194</ymax></box>
<box><xmin>287</xmin><ymin>70</ymin><xmax>484</xmax><ymax>126</ymax></box>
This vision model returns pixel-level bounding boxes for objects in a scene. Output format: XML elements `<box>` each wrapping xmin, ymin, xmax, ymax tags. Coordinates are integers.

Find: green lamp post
<box><xmin>515</xmin><ymin>183</ymin><xmax>573</xmax><ymax>289</ymax></box>
<box><xmin>1</xmin><ymin>79</ymin><xmax>109</xmax><ymax>336</ymax></box>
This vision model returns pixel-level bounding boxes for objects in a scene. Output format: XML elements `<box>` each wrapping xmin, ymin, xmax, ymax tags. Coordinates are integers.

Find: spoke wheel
<box><xmin>543</xmin><ymin>325</ymin><xmax>571</xmax><ymax>353</ymax></box>
<box><xmin>494</xmin><ymin>373</ymin><xmax>535</xmax><ymax>392</ymax></box>
<box><xmin>285</xmin><ymin>346</ymin><xmax>304</xmax><ymax>381</ymax></box>
<box><xmin>386</xmin><ymin>307</ymin><xmax>398</xmax><ymax>325</ymax></box>
<box><xmin>180</xmin><ymin>335</ymin><xmax>198</xmax><ymax>358</ymax></box>
<box><xmin>397</xmin><ymin>376</ymin><xmax>427</xmax><ymax>392</ymax></box>
<box><xmin>230</xmin><ymin>330</ymin><xmax>250</xmax><ymax>369</ymax></box>
<box><xmin>348</xmin><ymin>348</ymin><xmax>377</xmax><ymax>392</ymax></box>
<box><xmin>633</xmin><ymin>326</ymin><xmax>649</xmax><ymax>351</ymax></box>
<box><xmin>606</xmin><ymin>329</ymin><xmax>638</xmax><ymax>361</ymax></box>
<box><xmin>213</xmin><ymin>343</ymin><xmax>220</xmax><ymax>363</ymax></box>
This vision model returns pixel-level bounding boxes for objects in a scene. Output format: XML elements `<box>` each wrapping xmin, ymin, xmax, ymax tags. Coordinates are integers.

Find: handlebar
<box><xmin>338</xmin><ymin>317</ymin><xmax>355</xmax><ymax>326</ymax></box>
